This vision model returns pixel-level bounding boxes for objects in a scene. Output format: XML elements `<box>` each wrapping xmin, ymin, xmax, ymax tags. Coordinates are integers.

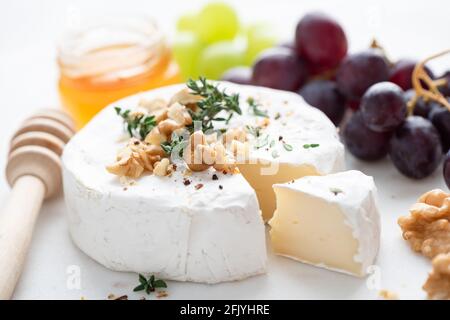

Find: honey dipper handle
<box><xmin>0</xmin><ymin>175</ymin><xmax>45</xmax><ymax>300</ymax></box>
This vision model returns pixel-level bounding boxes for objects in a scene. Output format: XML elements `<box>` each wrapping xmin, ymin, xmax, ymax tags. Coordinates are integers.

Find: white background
<box><xmin>1</xmin><ymin>0</ymin><xmax>450</xmax><ymax>300</ymax></box>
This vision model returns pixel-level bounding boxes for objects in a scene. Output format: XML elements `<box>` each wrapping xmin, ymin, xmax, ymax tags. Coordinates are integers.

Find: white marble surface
<box><xmin>0</xmin><ymin>0</ymin><xmax>449</xmax><ymax>300</ymax></box>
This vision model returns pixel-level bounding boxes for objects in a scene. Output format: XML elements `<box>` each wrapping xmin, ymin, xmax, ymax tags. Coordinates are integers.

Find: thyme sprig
<box><xmin>133</xmin><ymin>274</ymin><xmax>167</xmax><ymax>295</ymax></box>
<box><xmin>247</xmin><ymin>97</ymin><xmax>268</xmax><ymax>118</ymax></box>
<box><xmin>186</xmin><ymin>77</ymin><xmax>242</xmax><ymax>133</ymax></box>
<box><xmin>115</xmin><ymin>107</ymin><xmax>156</xmax><ymax>140</ymax></box>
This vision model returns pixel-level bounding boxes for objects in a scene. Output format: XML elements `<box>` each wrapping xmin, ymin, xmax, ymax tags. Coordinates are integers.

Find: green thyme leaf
<box><xmin>283</xmin><ymin>143</ymin><xmax>293</xmax><ymax>151</ymax></box>
<box><xmin>246</xmin><ymin>125</ymin><xmax>262</xmax><ymax>138</ymax></box>
<box><xmin>115</xmin><ymin>107</ymin><xmax>156</xmax><ymax>139</ymax></box>
<box><xmin>247</xmin><ymin>97</ymin><xmax>268</xmax><ymax>118</ymax></box>
<box><xmin>303</xmin><ymin>143</ymin><xmax>320</xmax><ymax>149</ymax></box>
<box><xmin>269</xmin><ymin>140</ymin><xmax>276</xmax><ymax>148</ymax></box>
<box><xmin>139</xmin><ymin>274</ymin><xmax>147</xmax><ymax>285</ymax></box>
<box><xmin>133</xmin><ymin>284</ymin><xmax>145</xmax><ymax>292</ymax></box>
<box><xmin>255</xmin><ymin>134</ymin><xmax>269</xmax><ymax>149</ymax></box>
<box><xmin>153</xmin><ymin>280</ymin><xmax>168</xmax><ymax>288</ymax></box>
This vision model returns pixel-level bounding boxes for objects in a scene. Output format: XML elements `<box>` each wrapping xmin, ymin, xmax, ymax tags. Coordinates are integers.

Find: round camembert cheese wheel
<box><xmin>62</xmin><ymin>82</ymin><xmax>345</xmax><ymax>283</ymax></box>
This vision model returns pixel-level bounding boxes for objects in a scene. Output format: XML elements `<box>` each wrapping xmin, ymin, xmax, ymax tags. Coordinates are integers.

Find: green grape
<box><xmin>244</xmin><ymin>22</ymin><xmax>278</xmax><ymax>65</ymax></box>
<box><xmin>172</xmin><ymin>32</ymin><xmax>204</xmax><ymax>80</ymax></box>
<box><xmin>197</xmin><ymin>2</ymin><xmax>239</xmax><ymax>43</ymax></box>
<box><xmin>197</xmin><ymin>40</ymin><xmax>245</xmax><ymax>80</ymax></box>
<box><xmin>176</xmin><ymin>12</ymin><xmax>198</xmax><ymax>32</ymax></box>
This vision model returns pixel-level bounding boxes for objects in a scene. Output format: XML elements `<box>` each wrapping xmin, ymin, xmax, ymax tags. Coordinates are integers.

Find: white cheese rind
<box><xmin>270</xmin><ymin>170</ymin><xmax>381</xmax><ymax>277</ymax></box>
<box><xmin>64</xmin><ymin>167</ymin><xmax>266</xmax><ymax>283</ymax></box>
<box><xmin>62</xmin><ymin>82</ymin><xmax>344</xmax><ymax>283</ymax></box>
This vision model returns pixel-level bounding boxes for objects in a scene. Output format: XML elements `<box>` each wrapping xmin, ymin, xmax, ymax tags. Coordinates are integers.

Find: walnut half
<box><xmin>423</xmin><ymin>253</ymin><xmax>450</xmax><ymax>300</ymax></box>
<box><xmin>398</xmin><ymin>189</ymin><xmax>450</xmax><ymax>259</ymax></box>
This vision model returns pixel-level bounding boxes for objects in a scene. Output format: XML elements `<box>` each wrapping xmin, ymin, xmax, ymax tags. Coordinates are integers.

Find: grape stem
<box><xmin>370</xmin><ymin>39</ymin><xmax>394</xmax><ymax>67</ymax></box>
<box><xmin>408</xmin><ymin>49</ymin><xmax>450</xmax><ymax>115</ymax></box>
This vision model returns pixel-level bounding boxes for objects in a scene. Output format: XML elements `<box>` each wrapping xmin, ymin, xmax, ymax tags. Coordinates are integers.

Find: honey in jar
<box><xmin>58</xmin><ymin>17</ymin><xmax>181</xmax><ymax>128</ymax></box>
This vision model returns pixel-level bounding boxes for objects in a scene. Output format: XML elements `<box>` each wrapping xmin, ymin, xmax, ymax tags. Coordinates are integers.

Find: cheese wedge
<box><xmin>227</xmin><ymin>84</ymin><xmax>345</xmax><ymax>221</ymax></box>
<box><xmin>269</xmin><ymin>170</ymin><xmax>381</xmax><ymax>277</ymax></box>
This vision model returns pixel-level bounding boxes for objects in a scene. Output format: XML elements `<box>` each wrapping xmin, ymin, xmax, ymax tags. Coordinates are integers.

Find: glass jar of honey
<box><xmin>58</xmin><ymin>17</ymin><xmax>181</xmax><ymax>128</ymax></box>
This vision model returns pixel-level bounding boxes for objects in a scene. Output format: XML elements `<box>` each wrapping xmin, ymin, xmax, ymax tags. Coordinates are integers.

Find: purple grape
<box><xmin>299</xmin><ymin>80</ymin><xmax>346</xmax><ymax>126</ymax></box>
<box><xmin>252</xmin><ymin>47</ymin><xmax>308</xmax><ymax>91</ymax></box>
<box><xmin>336</xmin><ymin>49</ymin><xmax>390</xmax><ymax>100</ymax></box>
<box><xmin>347</xmin><ymin>99</ymin><xmax>361</xmax><ymax>111</ymax></box>
<box><xmin>389</xmin><ymin>59</ymin><xmax>434</xmax><ymax>91</ymax></box>
<box><xmin>342</xmin><ymin>111</ymin><xmax>392</xmax><ymax>161</ymax></box>
<box><xmin>295</xmin><ymin>12</ymin><xmax>347</xmax><ymax>75</ymax></box>
<box><xmin>389</xmin><ymin>116</ymin><xmax>442</xmax><ymax>179</ymax></box>
<box><xmin>221</xmin><ymin>67</ymin><xmax>252</xmax><ymax>85</ymax></box>
<box><xmin>438</xmin><ymin>71</ymin><xmax>450</xmax><ymax>97</ymax></box>
<box><xmin>428</xmin><ymin>103</ymin><xmax>450</xmax><ymax>153</ymax></box>
<box><xmin>444</xmin><ymin>151</ymin><xmax>450</xmax><ymax>189</ymax></box>
<box><xmin>404</xmin><ymin>89</ymin><xmax>440</xmax><ymax>118</ymax></box>
<box><xmin>360</xmin><ymin>82</ymin><xmax>407</xmax><ymax>132</ymax></box>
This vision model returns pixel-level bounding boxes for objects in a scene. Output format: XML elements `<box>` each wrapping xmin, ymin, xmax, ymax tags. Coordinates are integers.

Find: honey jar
<box><xmin>58</xmin><ymin>17</ymin><xmax>181</xmax><ymax>128</ymax></box>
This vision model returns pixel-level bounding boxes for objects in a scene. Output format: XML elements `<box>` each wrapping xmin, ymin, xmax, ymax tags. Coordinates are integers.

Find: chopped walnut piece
<box><xmin>423</xmin><ymin>253</ymin><xmax>450</xmax><ymax>300</ymax></box>
<box><xmin>106</xmin><ymin>138</ymin><xmax>162</xmax><ymax>178</ymax></box>
<box><xmin>169</xmin><ymin>88</ymin><xmax>201</xmax><ymax>111</ymax></box>
<box><xmin>398</xmin><ymin>189</ymin><xmax>450</xmax><ymax>259</ymax></box>
<box><xmin>157</xmin><ymin>119</ymin><xmax>184</xmax><ymax>137</ymax></box>
<box><xmin>223</xmin><ymin>127</ymin><xmax>247</xmax><ymax>145</ymax></box>
<box><xmin>145</xmin><ymin>126</ymin><xmax>167</xmax><ymax>146</ymax></box>
<box><xmin>157</xmin><ymin>291</ymin><xmax>168</xmax><ymax>298</ymax></box>
<box><xmin>167</xmin><ymin>102</ymin><xmax>192</xmax><ymax>126</ymax></box>
<box><xmin>196</xmin><ymin>144</ymin><xmax>216</xmax><ymax>165</ymax></box>
<box><xmin>106</xmin><ymin>146</ymin><xmax>145</xmax><ymax>178</ymax></box>
<box><xmin>153</xmin><ymin>109</ymin><xmax>168</xmax><ymax>123</ymax></box>
<box><xmin>183</xmin><ymin>130</ymin><xmax>240</xmax><ymax>173</ymax></box>
<box><xmin>184</xmin><ymin>131</ymin><xmax>211</xmax><ymax>172</ymax></box>
<box><xmin>259</xmin><ymin>117</ymin><xmax>270</xmax><ymax>128</ymax></box>
<box><xmin>138</xmin><ymin>98</ymin><xmax>169</xmax><ymax>123</ymax></box>
<box><xmin>378</xmin><ymin>290</ymin><xmax>399</xmax><ymax>300</ymax></box>
<box><xmin>213</xmin><ymin>142</ymin><xmax>237</xmax><ymax>173</ymax></box>
<box><xmin>154</xmin><ymin>158</ymin><xmax>172</xmax><ymax>177</ymax></box>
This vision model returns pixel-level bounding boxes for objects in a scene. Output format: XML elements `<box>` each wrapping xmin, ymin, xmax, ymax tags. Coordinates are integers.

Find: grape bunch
<box><xmin>217</xmin><ymin>9</ymin><xmax>450</xmax><ymax>186</ymax></box>
<box><xmin>343</xmin><ymin>73</ymin><xmax>450</xmax><ymax>183</ymax></box>
<box><xmin>173</xmin><ymin>2</ymin><xmax>278</xmax><ymax>81</ymax></box>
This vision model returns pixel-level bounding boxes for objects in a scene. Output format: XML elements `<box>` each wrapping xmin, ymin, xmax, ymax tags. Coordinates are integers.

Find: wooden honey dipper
<box><xmin>0</xmin><ymin>109</ymin><xmax>75</xmax><ymax>299</ymax></box>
